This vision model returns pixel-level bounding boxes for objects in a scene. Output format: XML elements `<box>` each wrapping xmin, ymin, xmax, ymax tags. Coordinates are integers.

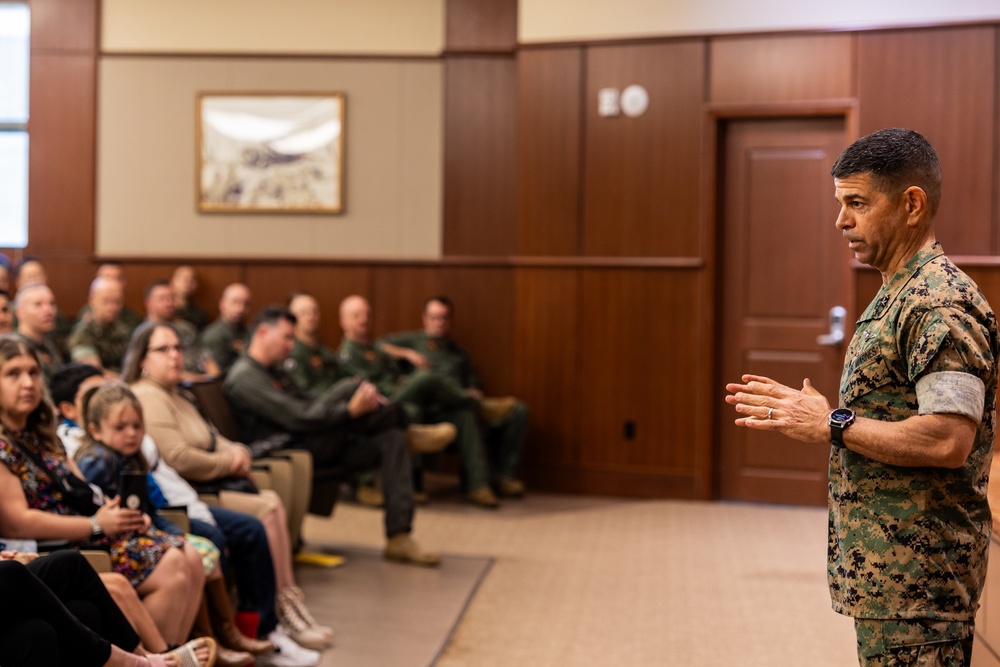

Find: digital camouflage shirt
<box><xmin>68</xmin><ymin>317</ymin><xmax>135</xmax><ymax>373</ymax></box>
<box><xmin>831</xmin><ymin>241</ymin><xmax>998</xmax><ymax>621</ymax></box>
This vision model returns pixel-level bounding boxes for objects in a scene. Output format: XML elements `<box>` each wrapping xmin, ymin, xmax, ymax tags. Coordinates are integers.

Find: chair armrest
<box><xmin>79</xmin><ymin>549</ymin><xmax>113</xmax><ymax>572</ymax></box>
<box><xmin>159</xmin><ymin>507</ymin><xmax>191</xmax><ymax>533</ymax></box>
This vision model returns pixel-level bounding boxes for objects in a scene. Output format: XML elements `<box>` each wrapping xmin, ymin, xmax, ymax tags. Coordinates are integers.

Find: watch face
<box><xmin>831</xmin><ymin>408</ymin><xmax>854</xmax><ymax>423</ymax></box>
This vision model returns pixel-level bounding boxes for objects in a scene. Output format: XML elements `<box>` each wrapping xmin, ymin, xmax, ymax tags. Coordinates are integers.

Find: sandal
<box><xmin>165</xmin><ymin>637</ymin><xmax>217</xmax><ymax>667</ymax></box>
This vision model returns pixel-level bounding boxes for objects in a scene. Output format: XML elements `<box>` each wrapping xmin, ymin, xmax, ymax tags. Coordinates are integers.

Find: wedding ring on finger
<box><xmin>766</xmin><ymin>407</ymin><xmax>774</xmax><ymax>420</ymax></box>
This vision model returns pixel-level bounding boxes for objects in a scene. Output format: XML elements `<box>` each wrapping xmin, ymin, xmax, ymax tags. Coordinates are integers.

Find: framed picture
<box><xmin>196</xmin><ymin>92</ymin><xmax>345</xmax><ymax>213</ymax></box>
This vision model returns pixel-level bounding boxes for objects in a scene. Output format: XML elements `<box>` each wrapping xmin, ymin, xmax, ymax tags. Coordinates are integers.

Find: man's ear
<box><xmin>902</xmin><ymin>186</ymin><xmax>929</xmax><ymax>227</ymax></box>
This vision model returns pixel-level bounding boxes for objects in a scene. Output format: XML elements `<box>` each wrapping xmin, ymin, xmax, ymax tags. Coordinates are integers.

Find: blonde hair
<box><xmin>74</xmin><ymin>382</ymin><xmax>148</xmax><ymax>472</ymax></box>
<box><xmin>0</xmin><ymin>334</ymin><xmax>60</xmax><ymax>456</ymax></box>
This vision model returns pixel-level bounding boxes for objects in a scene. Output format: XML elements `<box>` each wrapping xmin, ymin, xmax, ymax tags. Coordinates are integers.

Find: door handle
<box><xmin>817</xmin><ymin>306</ymin><xmax>847</xmax><ymax>346</ymax></box>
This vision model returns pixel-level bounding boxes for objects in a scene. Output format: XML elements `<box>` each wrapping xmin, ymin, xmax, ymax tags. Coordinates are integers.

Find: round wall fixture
<box><xmin>620</xmin><ymin>84</ymin><xmax>649</xmax><ymax>118</ymax></box>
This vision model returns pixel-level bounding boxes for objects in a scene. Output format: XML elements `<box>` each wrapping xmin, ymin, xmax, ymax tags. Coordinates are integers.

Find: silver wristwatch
<box><xmin>88</xmin><ymin>515</ymin><xmax>103</xmax><ymax>538</ymax></box>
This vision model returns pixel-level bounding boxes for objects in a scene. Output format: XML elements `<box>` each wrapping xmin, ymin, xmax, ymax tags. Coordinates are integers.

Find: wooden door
<box><xmin>717</xmin><ymin>118</ymin><xmax>849</xmax><ymax>505</ymax></box>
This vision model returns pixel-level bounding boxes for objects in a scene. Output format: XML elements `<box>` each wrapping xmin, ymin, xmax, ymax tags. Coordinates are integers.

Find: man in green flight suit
<box><xmin>727</xmin><ymin>128</ymin><xmax>998</xmax><ymax>666</ymax></box>
<box><xmin>379</xmin><ymin>295</ymin><xmax>528</xmax><ymax>503</ymax></box>
<box><xmin>287</xmin><ymin>291</ymin><xmax>455</xmax><ymax>508</ymax></box>
<box><xmin>286</xmin><ymin>291</ymin><xmax>342</xmax><ymax>396</ymax></box>
<box><xmin>200</xmin><ymin>282</ymin><xmax>252</xmax><ymax>376</ymax></box>
<box><xmin>338</xmin><ymin>294</ymin><xmax>500</xmax><ymax>508</ymax></box>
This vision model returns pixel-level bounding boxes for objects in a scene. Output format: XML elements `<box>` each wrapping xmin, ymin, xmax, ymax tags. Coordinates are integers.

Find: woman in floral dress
<box><xmin>0</xmin><ymin>334</ymin><xmax>207</xmax><ymax>647</ymax></box>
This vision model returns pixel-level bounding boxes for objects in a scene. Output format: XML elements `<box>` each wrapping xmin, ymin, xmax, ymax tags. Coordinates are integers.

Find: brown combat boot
<box><xmin>406</xmin><ymin>423</ymin><xmax>457</xmax><ymax>453</ymax></box>
<box><xmin>384</xmin><ymin>533</ymin><xmax>441</xmax><ymax>567</ymax></box>
<box><xmin>496</xmin><ymin>477</ymin><xmax>526</xmax><ymax>498</ymax></box>
<box><xmin>466</xmin><ymin>486</ymin><xmax>500</xmax><ymax>509</ymax></box>
<box><xmin>479</xmin><ymin>396</ymin><xmax>517</xmax><ymax>422</ymax></box>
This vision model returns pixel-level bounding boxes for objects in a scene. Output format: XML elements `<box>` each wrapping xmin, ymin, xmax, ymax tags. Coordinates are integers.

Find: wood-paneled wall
<box><xmin>27</xmin><ymin>0</ymin><xmax>1000</xmax><ymax>500</ymax></box>
<box><xmin>26</xmin><ymin>0</ymin><xmax>98</xmax><ymax>311</ymax></box>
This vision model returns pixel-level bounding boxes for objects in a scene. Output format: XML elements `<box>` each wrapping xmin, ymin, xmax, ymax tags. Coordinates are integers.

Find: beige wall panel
<box><xmin>97</xmin><ymin>57</ymin><xmax>442</xmax><ymax>259</ymax></box>
<box><xmin>519</xmin><ymin>0</ymin><xmax>1000</xmax><ymax>43</ymax></box>
<box><xmin>102</xmin><ymin>0</ymin><xmax>444</xmax><ymax>55</ymax></box>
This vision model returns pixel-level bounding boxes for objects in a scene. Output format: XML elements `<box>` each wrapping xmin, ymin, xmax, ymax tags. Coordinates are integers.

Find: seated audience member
<box><xmin>15</xmin><ymin>281</ymin><xmax>64</xmax><ymax>385</ymax></box>
<box><xmin>201</xmin><ymin>283</ymin><xmax>252</xmax><ymax>376</ymax></box>
<box><xmin>337</xmin><ymin>295</ymin><xmax>500</xmax><ymax>507</ymax></box>
<box><xmin>380</xmin><ymin>296</ymin><xmax>528</xmax><ymax>499</ymax></box>
<box><xmin>121</xmin><ymin>323</ymin><xmax>332</xmax><ymax>653</ymax></box>
<box><xmin>288</xmin><ymin>293</ymin><xmax>454</xmax><ymax>507</ymax></box>
<box><xmin>14</xmin><ymin>256</ymin><xmax>47</xmax><ymax>289</ymax></box>
<box><xmin>225</xmin><ymin>307</ymin><xmax>441</xmax><ymax>566</ymax></box>
<box><xmin>0</xmin><ymin>335</ymin><xmax>207</xmax><ymax>649</ymax></box>
<box><xmin>144</xmin><ymin>280</ymin><xmax>220</xmax><ymax>381</ymax></box>
<box><xmin>52</xmin><ymin>364</ymin><xmax>320</xmax><ymax>667</ymax></box>
<box><xmin>51</xmin><ymin>367</ymin><xmax>210</xmax><ymax>657</ymax></box>
<box><xmin>286</xmin><ymin>291</ymin><xmax>340</xmax><ymax>395</ymax></box>
<box><xmin>13</xmin><ymin>256</ymin><xmax>73</xmax><ymax>350</ymax></box>
<box><xmin>68</xmin><ymin>277</ymin><xmax>136</xmax><ymax>375</ymax></box>
<box><xmin>0</xmin><ymin>550</ymin><xmax>216</xmax><ymax>667</ymax></box>
<box><xmin>0</xmin><ymin>289</ymin><xmax>13</xmax><ymax>334</ymax></box>
<box><xmin>76</xmin><ymin>263</ymin><xmax>144</xmax><ymax>331</ymax></box>
<box><xmin>171</xmin><ymin>265</ymin><xmax>210</xmax><ymax>332</ymax></box>
<box><xmin>288</xmin><ymin>292</ymin><xmax>454</xmax><ymax>447</ymax></box>
<box><xmin>288</xmin><ymin>292</ymin><xmax>375</xmax><ymax>506</ymax></box>
<box><xmin>74</xmin><ymin>384</ymin><xmax>291</xmax><ymax>667</ymax></box>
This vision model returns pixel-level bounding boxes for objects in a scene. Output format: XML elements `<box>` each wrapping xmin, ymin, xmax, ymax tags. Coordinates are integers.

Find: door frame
<box><xmin>703</xmin><ymin>100</ymin><xmax>860</xmax><ymax>500</ymax></box>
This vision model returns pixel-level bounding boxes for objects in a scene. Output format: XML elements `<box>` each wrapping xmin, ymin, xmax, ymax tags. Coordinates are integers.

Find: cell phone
<box><xmin>119</xmin><ymin>472</ymin><xmax>150</xmax><ymax>515</ymax></box>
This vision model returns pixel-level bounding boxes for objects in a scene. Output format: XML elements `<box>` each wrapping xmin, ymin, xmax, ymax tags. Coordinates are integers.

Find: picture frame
<box><xmin>196</xmin><ymin>92</ymin><xmax>345</xmax><ymax>213</ymax></box>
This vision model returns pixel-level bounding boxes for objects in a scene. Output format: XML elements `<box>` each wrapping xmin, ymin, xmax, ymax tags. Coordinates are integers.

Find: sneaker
<box><xmin>496</xmin><ymin>476</ymin><xmax>526</xmax><ymax>498</ymax></box>
<box><xmin>406</xmin><ymin>423</ymin><xmax>456</xmax><ymax>453</ymax></box>
<box><xmin>276</xmin><ymin>589</ymin><xmax>330</xmax><ymax>650</ymax></box>
<box><xmin>384</xmin><ymin>533</ymin><xmax>441</xmax><ymax>567</ymax></box>
<box><xmin>256</xmin><ymin>627</ymin><xmax>321</xmax><ymax>667</ymax></box>
<box><xmin>466</xmin><ymin>485</ymin><xmax>500</xmax><ymax>509</ymax></box>
<box><xmin>281</xmin><ymin>586</ymin><xmax>333</xmax><ymax>642</ymax></box>
<box><xmin>480</xmin><ymin>396</ymin><xmax>517</xmax><ymax>422</ymax></box>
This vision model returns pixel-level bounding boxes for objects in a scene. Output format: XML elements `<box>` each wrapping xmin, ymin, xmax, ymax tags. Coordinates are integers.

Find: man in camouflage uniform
<box><xmin>200</xmin><ymin>282</ymin><xmax>252</xmax><ymax>375</ymax></box>
<box><xmin>379</xmin><ymin>296</ymin><xmax>528</xmax><ymax>501</ymax></box>
<box><xmin>337</xmin><ymin>295</ymin><xmax>498</xmax><ymax>507</ymax></box>
<box><xmin>726</xmin><ymin>128</ymin><xmax>998</xmax><ymax>666</ymax></box>
<box><xmin>67</xmin><ymin>276</ymin><xmax>135</xmax><ymax>374</ymax></box>
<box><xmin>15</xmin><ymin>281</ymin><xmax>64</xmax><ymax>387</ymax></box>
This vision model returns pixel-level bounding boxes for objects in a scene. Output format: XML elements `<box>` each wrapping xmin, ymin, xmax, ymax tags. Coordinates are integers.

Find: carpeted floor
<box><xmin>296</xmin><ymin>477</ymin><xmax>862</xmax><ymax>667</ymax></box>
<box><xmin>293</xmin><ymin>543</ymin><xmax>492</xmax><ymax>667</ymax></box>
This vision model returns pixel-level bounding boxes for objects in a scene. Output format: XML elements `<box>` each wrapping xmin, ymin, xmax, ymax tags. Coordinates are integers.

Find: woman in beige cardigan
<box><xmin>122</xmin><ymin>322</ymin><xmax>330</xmax><ymax>650</ymax></box>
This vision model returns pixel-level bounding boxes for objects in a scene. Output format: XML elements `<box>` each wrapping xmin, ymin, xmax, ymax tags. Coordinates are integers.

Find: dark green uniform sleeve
<box><xmin>199</xmin><ymin>321</ymin><xmax>229</xmax><ymax>367</ymax></box>
<box><xmin>377</xmin><ymin>330</ymin><xmax>423</xmax><ymax>349</ymax></box>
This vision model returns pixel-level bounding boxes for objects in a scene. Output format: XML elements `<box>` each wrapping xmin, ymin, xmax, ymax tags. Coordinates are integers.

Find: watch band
<box><xmin>829</xmin><ymin>408</ymin><xmax>856</xmax><ymax>447</ymax></box>
<box><xmin>88</xmin><ymin>515</ymin><xmax>103</xmax><ymax>538</ymax></box>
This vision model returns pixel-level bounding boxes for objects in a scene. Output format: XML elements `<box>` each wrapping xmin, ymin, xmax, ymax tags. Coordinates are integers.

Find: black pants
<box><xmin>299</xmin><ymin>405</ymin><xmax>416</xmax><ymax>537</ymax></box>
<box><xmin>0</xmin><ymin>550</ymin><xmax>141</xmax><ymax>667</ymax></box>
